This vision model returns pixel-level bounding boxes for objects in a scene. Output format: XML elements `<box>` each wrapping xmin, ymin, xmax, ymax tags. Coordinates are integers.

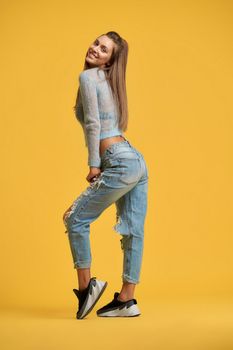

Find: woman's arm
<box><xmin>79</xmin><ymin>71</ymin><xmax>101</xmax><ymax>168</ymax></box>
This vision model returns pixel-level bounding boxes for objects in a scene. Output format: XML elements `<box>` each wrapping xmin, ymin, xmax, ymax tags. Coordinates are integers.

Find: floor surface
<box><xmin>1</xmin><ymin>298</ymin><xmax>233</xmax><ymax>350</ymax></box>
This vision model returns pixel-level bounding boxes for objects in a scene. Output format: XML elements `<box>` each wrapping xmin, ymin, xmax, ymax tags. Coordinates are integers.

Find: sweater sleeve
<box><xmin>79</xmin><ymin>71</ymin><xmax>101</xmax><ymax>168</ymax></box>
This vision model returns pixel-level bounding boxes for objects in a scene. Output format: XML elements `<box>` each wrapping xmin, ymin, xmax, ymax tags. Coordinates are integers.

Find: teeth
<box><xmin>90</xmin><ymin>51</ymin><xmax>98</xmax><ymax>58</ymax></box>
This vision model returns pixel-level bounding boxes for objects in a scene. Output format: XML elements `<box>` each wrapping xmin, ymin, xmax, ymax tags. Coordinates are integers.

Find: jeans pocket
<box><xmin>119</xmin><ymin>158</ymin><xmax>141</xmax><ymax>185</ymax></box>
<box><xmin>102</xmin><ymin>155</ymin><xmax>121</xmax><ymax>169</ymax></box>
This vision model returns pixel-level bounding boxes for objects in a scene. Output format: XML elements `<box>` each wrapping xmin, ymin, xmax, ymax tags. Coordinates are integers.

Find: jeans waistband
<box><xmin>100</xmin><ymin>136</ymin><xmax>134</xmax><ymax>161</ymax></box>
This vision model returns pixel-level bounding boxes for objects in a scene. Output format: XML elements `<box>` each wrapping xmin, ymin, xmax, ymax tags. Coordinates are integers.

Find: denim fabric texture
<box><xmin>75</xmin><ymin>67</ymin><xmax>124</xmax><ymax>167</ymax></box>
<box><xmin>63</xmin><ymin>139</ymin><xmax>149</xmax><ymax>284</ymax></box>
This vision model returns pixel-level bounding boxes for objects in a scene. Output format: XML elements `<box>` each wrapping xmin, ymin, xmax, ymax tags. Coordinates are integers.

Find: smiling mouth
<box><xmin>88</xmin><ymin>51</ymin><xmax>98</xmax><ymax>58</ymax></box>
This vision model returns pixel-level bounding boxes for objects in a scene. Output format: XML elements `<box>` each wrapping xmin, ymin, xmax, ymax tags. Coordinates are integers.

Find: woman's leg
<box><xmin>77</xmin><ymin>267</ymin><xmax>91</xmax><ymax>291</ymax></box>
<box><xmin>114</xmin><ymin>163</ymin><xmax>148</xmax><ymax>300</ymax></box>
<box><xmin>118</xmin><ymin>281</ymin><xmax>136</xmax><ymax>301</ymax></box>
<box><xmin>63</xmin><ymin>170</ymin><xmax>138</xmax><ymax>288</ymax></box>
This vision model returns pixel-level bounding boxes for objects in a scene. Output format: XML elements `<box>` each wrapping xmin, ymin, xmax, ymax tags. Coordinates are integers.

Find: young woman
<box><xmin>63</xmin><ymin>31</ymin><xmax>148</xmax><ymax>319</ymax></box>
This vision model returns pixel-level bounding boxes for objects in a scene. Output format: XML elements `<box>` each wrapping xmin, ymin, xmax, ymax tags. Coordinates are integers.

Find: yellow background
<box><xmin>1</xmin><ymin>0</ymin><xmax>233</xmax><ymax>349</ymax></box>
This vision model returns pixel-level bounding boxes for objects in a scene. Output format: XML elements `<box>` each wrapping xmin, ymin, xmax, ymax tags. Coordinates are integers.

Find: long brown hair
<box><xmin>73</xmin><ymin>31</ymin><xmax>129</xmax><ymax>131</ymax></box>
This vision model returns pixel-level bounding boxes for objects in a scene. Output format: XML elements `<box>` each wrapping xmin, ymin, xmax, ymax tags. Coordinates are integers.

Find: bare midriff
<box><xmin>99</xmin><ymin>135</ymin><xmax>125</xmax><ymax>158</ymax></box>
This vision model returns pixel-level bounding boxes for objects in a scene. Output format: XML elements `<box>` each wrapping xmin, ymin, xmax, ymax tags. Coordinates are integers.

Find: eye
<box><xmin>93</xmin><ymin>39</ymin><xmax>107</xmax><ymax>53</ymax></box>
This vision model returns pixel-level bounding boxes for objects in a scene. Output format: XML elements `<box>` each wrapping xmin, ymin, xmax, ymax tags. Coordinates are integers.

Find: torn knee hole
<box><xmin>113</xmin><ymin>213</ymin><xmax>130</xmax><ymax>237</ymax></box>
<box><xmin>120</xmin><ymin>235</ymin><xmax>131</xmax><ymax>250</ymax></box>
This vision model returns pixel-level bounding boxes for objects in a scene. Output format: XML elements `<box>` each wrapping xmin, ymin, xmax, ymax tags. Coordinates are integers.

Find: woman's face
<box><xmin>85</xmin><ymin>35</ymin><xmax>115</xmax><ymax>68</ymax></box>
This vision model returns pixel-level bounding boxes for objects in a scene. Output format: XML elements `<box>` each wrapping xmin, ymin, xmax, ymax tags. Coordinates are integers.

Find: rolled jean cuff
<box><xmin>122</xmin><ymin>274</ymin><xmax>139</xmax><ymax>284</ymax></box>
<box><xmin>74</xmin><ymin>261</ymin><xmax>91</xmax><ymax>269</ymax></box>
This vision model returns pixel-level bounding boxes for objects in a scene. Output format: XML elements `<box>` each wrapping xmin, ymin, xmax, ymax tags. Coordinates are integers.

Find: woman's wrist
<box><xmin>90</xmin><ymin>166</ymin><xmax>100</xmax><ymax>170</ymax></box>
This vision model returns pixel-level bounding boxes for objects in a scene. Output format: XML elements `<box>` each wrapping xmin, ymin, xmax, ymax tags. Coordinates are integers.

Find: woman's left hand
<box><xmin>86</xmin><ymin>167</ymin><xmax>102</xmax><ymax>183</ymax></box>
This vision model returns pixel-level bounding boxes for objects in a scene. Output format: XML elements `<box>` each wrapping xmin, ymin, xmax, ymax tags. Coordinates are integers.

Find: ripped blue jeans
<box><xmin>63</xmin><ymin>139</ymin><xmax>148</xmax><ymax>284</ymax></box>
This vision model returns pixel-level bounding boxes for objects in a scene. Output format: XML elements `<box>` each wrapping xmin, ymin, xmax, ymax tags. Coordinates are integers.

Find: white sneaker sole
<box><xmin>97</xmin><ymin>304</ymin><xmax>141</xmax><ymax>317</ymax></box>
<box><xmin>77</xmin><ymin>279</ymin><xmax>108</xmax><ymax>319</ymax></box>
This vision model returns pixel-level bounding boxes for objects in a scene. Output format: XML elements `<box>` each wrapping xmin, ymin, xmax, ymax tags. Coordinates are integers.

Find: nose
<box><xmin>92</xmin><ymin>47</ymin><xmax>98</xmax><ymax>54</ymax></box>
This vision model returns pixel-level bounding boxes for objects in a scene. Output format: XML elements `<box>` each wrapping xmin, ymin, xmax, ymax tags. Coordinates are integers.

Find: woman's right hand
<box><xmin>86</xmin><ymin>167</ymin><xmax>102</xmax><ymax>183</ymax></box>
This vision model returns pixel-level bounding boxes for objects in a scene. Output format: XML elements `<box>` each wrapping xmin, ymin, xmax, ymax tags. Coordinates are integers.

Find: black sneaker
<box><xmin>73</xmin><ymin>277</ymin><xmax>108</xmax><ymax>319</ymax></box>
<box><xmin>96</xmin><ymin>292</ymin><xmax>141</xmax><ymax>317</ymax></box>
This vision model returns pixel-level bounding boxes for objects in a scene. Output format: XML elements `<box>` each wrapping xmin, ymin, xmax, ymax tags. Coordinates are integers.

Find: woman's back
<box><xmin>75</xmin><ymin>67</ymin><xmax>124</xmax><ymax>167</ymax></box>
